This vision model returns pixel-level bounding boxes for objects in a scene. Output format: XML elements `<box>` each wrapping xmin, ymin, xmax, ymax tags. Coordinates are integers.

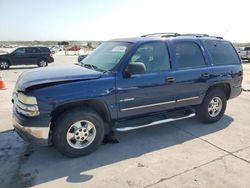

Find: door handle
<box><xmin>166</xmin><ymin>77</ymin><xmax>175</xmax><ymax>83</ymax></box>
<box><xmin>201</xmin><ymin>73</ymin><xmax>210</xmax><ymax>78</ymax></box>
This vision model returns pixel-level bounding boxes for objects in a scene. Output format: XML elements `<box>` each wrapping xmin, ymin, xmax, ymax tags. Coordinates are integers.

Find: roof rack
<box><xmin>141</xmin><ymin>32</ymin><xmax>180</xmax><ymax>38</ymax></box>
<box><xmin>181</xmin><ymin>33</ymin><xmax>209</xmax><ymax>37</ymax></box>
<box><xmin>181</xmin><ymin>34</ymin><xmax>223</xmax><ymax>39</ymax></box>
<box><xmin>209</xmin><ymin>36</ymin><xmax>223</xmax><ymax>39</ymax></box>
<box><xmin>141</xmin><ymin>33</ymin><xmax>223</xmax><ymax>39</ymax></box>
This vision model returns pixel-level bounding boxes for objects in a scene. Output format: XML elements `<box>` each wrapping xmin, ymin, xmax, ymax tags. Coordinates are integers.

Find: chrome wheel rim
<box><xmin>208</xmin><ymin>97</ymin><xmax>222</xmax><ymax>117</ymax></box>
<box><xmin>0</xmin><ymin>61</ymin><xmax>8</xmax><ymax>69</ymax></box>
<box><xmin>66</xmin><ymin>120</ymin><xmax>96</xmax><ymax>149</ymax></box>
<box><xmin>39</xmin><ymin>60</ymin><xmax>47</xmax><ymax>67</ymax></box>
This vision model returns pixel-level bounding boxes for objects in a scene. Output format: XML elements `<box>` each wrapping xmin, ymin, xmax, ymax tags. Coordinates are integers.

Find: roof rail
<box><xmin>141</xmin><ymin>33</ymin><xmax>223</xmax><ymax>39</ymax></box>
<box><xmin>141</xmin><ymin>32</ymin><xmax>180</xmax><ymax>38</ymax></box>
<box><xmin>210</xmin><ymin>36</ymin><xmax>223</xmax><ymax>39</ymax></box>
<box><xmin>181</xmin><ymin>33</ymin><xmax>209</xmax><ymax>37</ymax></box>
<box><xmin>181</xmin><ymin>34</ymin><xmax>223</xmax><ymax>39</ymax></box>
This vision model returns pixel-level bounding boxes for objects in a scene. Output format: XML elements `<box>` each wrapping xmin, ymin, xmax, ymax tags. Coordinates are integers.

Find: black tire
<box><xmin>0</xmin><ymin>60</ymin><xmax>10</xmax><ymax>70</ymax></box>
<box><xmin>52</xmin><ymin>108</ymin><xmax>105</xmax><ymax>157</ymax></box>
<box><xmin>197</xmin><ymin>88</ymin><xmax>227</xmax><ymax>123</ymax></box>
<box><xmin>37</xmin><ymin>59</ymin><xmax>48</xmax><ymax>67</ymax></box>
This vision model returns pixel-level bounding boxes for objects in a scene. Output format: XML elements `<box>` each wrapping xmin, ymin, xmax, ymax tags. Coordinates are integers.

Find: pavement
<box><xmin>1</xmin><ymin>57</ymin><xmax>250</xmax><ymax>188</ymax></box>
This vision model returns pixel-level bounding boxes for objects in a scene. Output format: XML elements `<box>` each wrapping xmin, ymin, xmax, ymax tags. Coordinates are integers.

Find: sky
<box><xmin>0</xmin><ymin>0</ymin><xmax>249</xmax><ymax>42</ymax></box>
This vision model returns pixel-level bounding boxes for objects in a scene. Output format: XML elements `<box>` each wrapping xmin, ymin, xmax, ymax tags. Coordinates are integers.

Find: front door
<box><xmin>11</xmin><ymin>48</ymin><xmax>28</xmax><ymax>65</ymax></box>
<box><xmin>116</xmin><ymin>41</ymin><xmax>178</xmax><ymax>118</ymax></box>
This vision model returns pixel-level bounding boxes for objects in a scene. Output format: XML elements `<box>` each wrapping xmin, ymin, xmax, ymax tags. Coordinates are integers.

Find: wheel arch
<box><xmin>0</xmin><ymin>58</ymin><xmax>11</xmax><ymax>65</ymax></box>
<box><xmin>206</xmin><ymin>83</ymin><xmax>231</xmax><ymax>99</ymax></box>
<box><xmin>50</xmin><ymin>99</ymin><xmax>112</xmax><ymax>134</ymax></box>
<box><xmin>37</xmin><ymin>57</ymin><xmax>48</xmax><ymax>63</ymax></box>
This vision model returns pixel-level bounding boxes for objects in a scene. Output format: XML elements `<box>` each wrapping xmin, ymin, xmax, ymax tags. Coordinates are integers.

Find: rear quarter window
<box><xmin>204</xmin><ymin>40</ymin><xmax>241</xmax><ymax>65</ymax></box>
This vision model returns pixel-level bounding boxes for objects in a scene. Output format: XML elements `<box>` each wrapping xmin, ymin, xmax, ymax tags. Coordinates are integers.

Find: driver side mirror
<box><xmin>123</xmin><ymin>62</ymin><xmax>146</xmax><ymax>78</ymax></box>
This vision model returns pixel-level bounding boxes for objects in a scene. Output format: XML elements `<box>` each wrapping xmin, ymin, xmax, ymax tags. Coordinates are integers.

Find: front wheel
<box><xmin>0</xmin><ymin>60</ymin><xmax>10</xmax><ymax>70</ymax></box>
<box><xmin>52</xmin><ymin>108</ymin><xmax>105</xmax><ymax>157</ymax></box>
<box><xmin>197</xmin><ymin>89</ymin><xmax>227</xmax><ymax>123</ymax></box>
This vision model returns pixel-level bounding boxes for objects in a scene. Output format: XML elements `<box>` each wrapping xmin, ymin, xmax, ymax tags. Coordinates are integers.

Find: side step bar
<box><xmin>115</xmin><ymin>113</ymin><xmax>196</xmax><ymax>132</ymax></box>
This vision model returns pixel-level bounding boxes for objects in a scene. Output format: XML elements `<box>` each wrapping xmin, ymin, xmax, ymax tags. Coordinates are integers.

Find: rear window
<box><xmin>244</xmin><ymin>47</ymin><xmax>250</xmax><ymax>51</ymax></box>
<box><xmin>204</xmin><ymin>40</ymin><xmax>240</xmax><ymax>65</ymax></box>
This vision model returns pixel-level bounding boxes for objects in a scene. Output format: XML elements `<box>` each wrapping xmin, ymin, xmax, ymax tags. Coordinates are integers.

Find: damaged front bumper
<box><xmin>13</xmin><ymin>109</ymin><xmax>50</xmax><ymax>146</ymax></box>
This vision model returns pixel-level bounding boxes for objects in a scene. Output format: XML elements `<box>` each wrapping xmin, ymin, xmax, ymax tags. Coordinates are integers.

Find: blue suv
<box><xmin>12</xmin><ymin>33</ymin><xmax>243</xmax><ymax>157</ymax></box>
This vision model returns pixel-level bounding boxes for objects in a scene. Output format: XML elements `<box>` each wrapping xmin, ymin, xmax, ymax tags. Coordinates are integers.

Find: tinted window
<box><xmin>26</xmin><ymin>47</ymin><xmax>39</xmax><ymax>53</ymax></box>
<box><xmin>204</xmin><ymin>40</ymin><xmax>241</xmax><ymax>65</ymax></box>
<box><xmin>174</xmin><ymin>42</ymin><xmax>206</xmax><ymax>69</ymax></box>
<box><xmin>244</xmin><ymin>47</ymin><xmax>250</xmax><ymax>51</ymax></box>
<box><xmin>14</xmin><ymin>48</ymin><xmax>26</xmax><ymax>54</ymax></box>
<box><xmin>38</xmin><ymin>47</ymin><xmax>50</xmax><ymax>53</ymax></box>
<box><xmin>130</xmin><ymin>42</ymin><xmax>170</xmax><ymax>73</ymax></box>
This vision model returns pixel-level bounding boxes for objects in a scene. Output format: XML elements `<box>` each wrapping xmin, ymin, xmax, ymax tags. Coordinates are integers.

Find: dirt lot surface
<box><xmin>1</xmin><ymin>57</ymin><xmax>250</xmax><ymax>187</ymax></box>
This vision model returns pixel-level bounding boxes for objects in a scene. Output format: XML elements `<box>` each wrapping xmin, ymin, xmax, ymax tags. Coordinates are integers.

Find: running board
<box><xmin>115</xmin><ymin>113</ymin><xmax>196</xmax><ymax>132</ymax></box>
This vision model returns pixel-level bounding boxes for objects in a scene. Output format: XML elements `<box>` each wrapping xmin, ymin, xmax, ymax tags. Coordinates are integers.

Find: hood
<box><xmin>16</xmin><ymin>65</ymin><xmax>102</xmax><ymax>91</ymax></box>
<box><xmin>0</xmin><ymin>52</ymin><xmax>9</xmax><ymax>55</ymax></box>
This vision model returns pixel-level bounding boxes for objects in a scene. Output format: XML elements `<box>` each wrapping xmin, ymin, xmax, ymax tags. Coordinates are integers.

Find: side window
<box><xmin>26</xmin><ymin>48</ymin><xmax>38</xmax><ymax>53</ymax></box>
<box><xmin>14</xmin><ymin>48</ymin><xmax>26</xmax><ymax>55</ymax></box>
<box><xmin>174</xmin><ymin>42</ymin><xmax>206</xmax><ymax>69</ymax></box>
<box><xmin>204</xmin><ymin>40</ymin><xmax>241</xmax><ymax>65</ymax></box>
<box><xmin>129</xmin><ymin>42</ymin><xmax>171</xmax><ymax>73</ymax></box>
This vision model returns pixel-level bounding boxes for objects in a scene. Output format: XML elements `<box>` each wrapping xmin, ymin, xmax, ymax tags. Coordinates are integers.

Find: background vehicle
<box><xmin>236</xmin><ymin>47</ymin><xmax>250</xmax><ymax>61</ymax></box>
<box><xmin>0</xmin><ymin>47</ymin><xmax>54</xmax><ymax>69</ymax></box>
<box><xmin>12</xmin><ymin>33</ymin><xmax>243</xmax><ymax>157</ymax></box>
<box><xmin>77</xmin><ymin>54</ymin><xmax>88</xmax><ymax>62</ymax></box>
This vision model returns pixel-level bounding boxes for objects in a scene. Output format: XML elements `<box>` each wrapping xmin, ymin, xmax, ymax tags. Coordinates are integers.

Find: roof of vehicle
<box><xmin>110</xmin><ymin>33</ymin><xmax>225</xmax><ymax>43</ymax></box>
<box><xmin>16</xmin><ymin>46</ymin><xmax>49</xmax><ymax>49</ymax></box>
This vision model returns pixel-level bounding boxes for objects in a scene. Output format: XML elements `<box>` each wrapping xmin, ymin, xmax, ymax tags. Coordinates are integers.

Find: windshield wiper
<box><xmin>83</xmin><ymin>63</ymin><xmax>97</xmax><ymax>70</ymax></box>
<box><xmin>81</xmin><ymin>63</ymin><xmax>107</xmax><ymax>73</ymax></box>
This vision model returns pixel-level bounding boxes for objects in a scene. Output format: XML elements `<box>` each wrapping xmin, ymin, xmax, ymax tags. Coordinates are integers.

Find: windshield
<box><xmin>80</xmin><ymin>42</ymin><xmax>132</xmax><ymax>71</ymax></box>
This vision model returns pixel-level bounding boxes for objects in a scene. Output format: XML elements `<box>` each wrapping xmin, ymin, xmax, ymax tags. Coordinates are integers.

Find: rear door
<box><xmin>25</xmin><ymin>47</ymin><xmax>40</xmax><ymax>64</ymax></box>
<box><xmin>169</xmin><ymin>39</ymin><xmax>213</xmax><ymax>107</ymax></box>
<box><xmin>116</xmin><ymin>41</ymin><xmax>178</xmax><ymax>118</ymax></box>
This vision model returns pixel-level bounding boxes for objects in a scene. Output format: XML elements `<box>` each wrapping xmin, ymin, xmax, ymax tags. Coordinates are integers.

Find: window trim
<box><xmin>127</xmin><ymin>41</ymin><xmax>172</xmax><ymax>75</ymax></box>
<box><xmin>173</xmin><ymin>41</ymin><xmax>207</xmax><ymax>70</ymax></box>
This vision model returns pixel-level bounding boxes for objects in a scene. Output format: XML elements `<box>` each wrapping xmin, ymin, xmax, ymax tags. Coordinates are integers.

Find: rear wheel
<box><xmin>52</xmin><ymin>108</ymin><xmax>105</xmax><ymax>157</ymax></box>
<box><xmin>0</xmin><ymin>60</ymin><xmax>10</xmax><ymax>70</ymax></box>
<box><xmin>197</xmin><ymin>88</ymin><xmax>227</xmax><ymax>123</ymax></box>
<box><xmin>38</xmin><ymin>59</ymin><xmax>48</xmax><ymax>67</ymax></box>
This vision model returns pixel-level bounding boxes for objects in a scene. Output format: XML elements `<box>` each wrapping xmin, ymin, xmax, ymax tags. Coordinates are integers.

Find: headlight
<box><xmin>15</xmin><ymin>92</ymin><xmax>40</xmax><ymax>117</ymax></box>
<box><xmin>17</xmin><ymin>92</ymin><xmax>37</xmax><ymax>105</ymax></box>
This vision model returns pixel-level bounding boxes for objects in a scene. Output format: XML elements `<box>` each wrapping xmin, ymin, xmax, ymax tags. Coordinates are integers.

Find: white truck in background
<box><xmin>236</xmin><ymin>47</ymin><xmax>250</xmax><ymax>61</ymax></box>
